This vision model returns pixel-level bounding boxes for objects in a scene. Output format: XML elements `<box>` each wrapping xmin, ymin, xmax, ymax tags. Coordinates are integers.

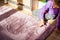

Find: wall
<box><xmin>32</xmin><ymin>0</ymin><xmax>38</xmax><ymax>11</ymax></box>
<box><xmin>8</xmin><ymin>0</ymin><xmax>18</xmax><ymax>9</ymax></box>
<box><xmin>8</xmin><ymin>0</ymin><xmax>32</xmax><ymax>10</ymax></box>
<box><xmin>4</xmin><ymin>0</ymin><xmax>8</xmax><ymax>3</ymax></box>
<box><xmin>23</xmin><ymin>0</ymin><xmax>32</xmax><ymax>11</ymax></box>
<box><xmin>8</xmin><ymin>0</ymin><xmax>38</xmax><ymax>11</ymax></box>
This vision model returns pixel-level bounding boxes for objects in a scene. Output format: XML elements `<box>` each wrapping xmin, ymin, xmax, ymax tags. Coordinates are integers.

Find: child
<box><xmin>40</xmin><ymin>0</ymin><xmax>60</xmax><ymax>33</ymax></box>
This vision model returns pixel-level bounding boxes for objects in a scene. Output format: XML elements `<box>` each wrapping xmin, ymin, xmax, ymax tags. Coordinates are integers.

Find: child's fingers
<box><xmin>47</xmin><ymin>19</ymin><xmax>56</xmax><ymax>25</ymax></box>
<box><xmin>38</xmin><ymin>19</ymin><xmax>44</xmax><ymax>27</ymax></box>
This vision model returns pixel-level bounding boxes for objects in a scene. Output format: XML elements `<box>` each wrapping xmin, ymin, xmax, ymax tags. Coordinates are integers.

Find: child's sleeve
<box><xmin>39</xmin><ymin>1</ymin><xmax>53</xmax><ymax>20</ymax></box>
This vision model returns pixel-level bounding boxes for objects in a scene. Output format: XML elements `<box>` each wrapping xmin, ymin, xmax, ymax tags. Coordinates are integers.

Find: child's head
<box><xmin>54</xmin><ymin>0</ymin><xmax>60</xmax><ymax>7</ymax></box>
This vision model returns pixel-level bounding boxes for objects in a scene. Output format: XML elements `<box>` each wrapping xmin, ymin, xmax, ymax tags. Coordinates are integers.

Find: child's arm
<box><xmin>39</xmin><ymin>1</ymin><xmax>52</xmax><ymax>19</ymax></box>
<box><xmin>39</xmin><ymin>1</ymin><xmax>53</xmax><ymax>26</ymax></box>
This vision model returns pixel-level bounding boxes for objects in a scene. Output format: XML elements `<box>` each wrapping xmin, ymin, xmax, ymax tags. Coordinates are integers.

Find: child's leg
<box><xmin>56</xmin><ymin>23</ymin><xmax>60</xmax><ymax>30</ymax></box>
<box><xmin>56</xmin><ymin>14</ymin><xmax>60</xmax><ymax>30</ymax></box>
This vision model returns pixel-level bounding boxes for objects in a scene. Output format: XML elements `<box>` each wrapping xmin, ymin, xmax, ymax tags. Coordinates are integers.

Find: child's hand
<box><xmin>47</xmin><ymin>19</ymin><xmax>56</xmax><ymax>25</ymax></box>
<box><xmin>38</xmin><ymin>19</ymin><xmax>44</xmax><ymax>27</ymax></box>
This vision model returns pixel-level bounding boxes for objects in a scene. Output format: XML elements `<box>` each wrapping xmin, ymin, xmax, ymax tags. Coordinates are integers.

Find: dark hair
<box><xmin>54</xmin><ymin>0</ymin><xmax>60</xmax><ymax>7</ymax></box>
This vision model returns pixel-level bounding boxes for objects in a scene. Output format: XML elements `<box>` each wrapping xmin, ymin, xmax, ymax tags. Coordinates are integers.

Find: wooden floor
<box><xmin>46</xmin><ymin>28</ymin><xmax>60</xmax><ymax>40</ymax></box>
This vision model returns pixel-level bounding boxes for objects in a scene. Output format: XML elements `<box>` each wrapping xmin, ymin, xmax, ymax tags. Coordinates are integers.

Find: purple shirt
<box><xmin>40</xmin><ymin>0</ymin><xmax>60</xmax><ymax>27</ymax></box>
<box><xmin>40</xmin><ymin>1</ymin><xmax>53</xmax><ymax>19</ymax></box>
